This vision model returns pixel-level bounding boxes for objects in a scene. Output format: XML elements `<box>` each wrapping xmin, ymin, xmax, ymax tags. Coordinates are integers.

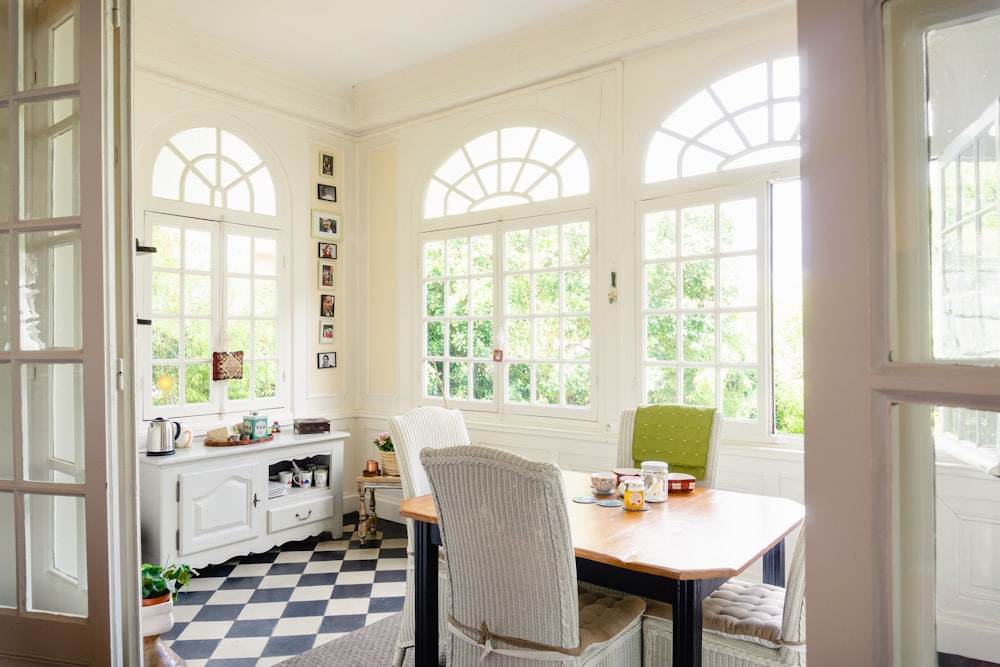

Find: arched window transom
<box><xmin>152</xmin><ymin>127</ymin><xmax>276</xmax><ymax>215</ymax></box>
<box><xmin>424</xmin><ymin>127</ymin><xmax>589</xmax><ymax>219</ymax></box>
<box><xmin>645</xmin><ymin>57</ymin><xmax>800</xmax><ymax>183</ymax></box>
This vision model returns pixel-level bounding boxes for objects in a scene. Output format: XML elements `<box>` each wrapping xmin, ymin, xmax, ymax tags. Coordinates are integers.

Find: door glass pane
<box><xmin>19</xmin><ymin>97</ymin><xmax>79</xmax><ymax>220</ymax></box>
<box><xmin>22</xmin><ymin>362</ymin><xmax>84</xmax><ymax>483</ymax></box>
<box><xmin>0</xmin><ymin>2</ymin><xmax>8</xmax><ymax>95</ymax></box>
<box><xmin>926</xmin><ymin>13</ymin><xmax>1000</xmax><ymax>361</ymax></box>
<box><xmin>0</xmin><ymin>492</ymin><xmax>13</xmax><ymax>608</ymax></box>
<box><xmin>0</xmin><ymin>107</ymin><xmax>8</xmax><ymax>222</ymax></box>
<box><xmin>19</xmin><ymin>230</ymin><xmax>81</xmax><ymax>350</ymax></box>
<box><xmin>0</xmin><ymin>364</ymin><xmax>11</xmax><ymax>480</ymax></box>
<box><xmin>19</xmin><ymin>0</ymin><xmax>79</xmax><ymax>91</ymax></box>
<box><xmin>25</xmin><ymin>492</ymin><xmax>86</xmax><ymax>617</ymax></box>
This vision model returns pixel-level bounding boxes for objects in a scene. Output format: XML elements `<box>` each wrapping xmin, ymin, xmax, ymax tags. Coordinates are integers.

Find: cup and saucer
<box><xmin>590</xmin><ymin>472</ymin><xmax>616</xmax><ymax>496</ymax></box>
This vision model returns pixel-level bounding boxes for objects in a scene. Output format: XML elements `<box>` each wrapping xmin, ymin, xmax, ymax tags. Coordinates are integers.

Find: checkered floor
<box><xmin>162</xmin><ymin>514</ymin><xmax>408</xmax><ymax>667</ymax></box>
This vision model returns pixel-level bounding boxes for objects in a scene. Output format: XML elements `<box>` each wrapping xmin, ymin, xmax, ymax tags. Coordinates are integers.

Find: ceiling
<box><xmin>135</xmin><ymin>0</ymin><xmax>610</xmax><ymax>89</ymax></box>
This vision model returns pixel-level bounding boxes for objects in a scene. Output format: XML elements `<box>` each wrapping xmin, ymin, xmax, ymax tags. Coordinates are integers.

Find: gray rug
<box><xmin>275</xmin><ymin>613</ymin><xmax>445</xmax><ymax>666</ymax></box>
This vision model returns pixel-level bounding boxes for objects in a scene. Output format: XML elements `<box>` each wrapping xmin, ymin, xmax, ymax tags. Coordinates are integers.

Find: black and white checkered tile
<box><xmin>162</xmin><ymin>515</ymin><xmax>408</xmax><ymax>667</ymax></box>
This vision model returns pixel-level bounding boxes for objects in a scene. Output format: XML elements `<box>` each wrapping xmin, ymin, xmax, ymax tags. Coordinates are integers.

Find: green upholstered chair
<box><xmin>616</xmin><ymin>405</ymin><xmax>722</xmax><ymax>488</ymax></box>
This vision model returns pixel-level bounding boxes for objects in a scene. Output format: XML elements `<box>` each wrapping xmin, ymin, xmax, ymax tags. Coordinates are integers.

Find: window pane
<box><xmin>680</xmin><ymin>205</ymin><xmax>714</xmax><ymax>256</ymax></box>
<box><xmin>184</xmin><ymin>363</ymin><xmax>210</xmax><ymax>404</ymax></box>
<box><xmin>472</xmin><ymin>362</ymin><xmax>493</xmax><ymax>400</ymax></box>
<box><xmin>152</xmin><ymin>365</ymin><xmax>179</xmax><ymax>407</ymax></box>
<box><xmin>646</xmin><ymin>315</ymin><xmax>676</xmax><ymax>361</ymax></box>
<box><xmin>773</xmin><ymin>179</ymin><xmax>803</xmax><ymax>434</ymax></box>
<box><xmin>20</xmin><ymin>97</ymin><xmax>79</xmax><ymax>220</ymax></box>
<box><xmin>722</xmin><ymin>368</ymin><xmax>758</xmax><ymax>420</ymax></box>
<box><xmin>644</xmin><ymin>211</ymin><xmax>677</xmax><ymax>259</ymax></box>
<box><xmin>645</xmin><ymin>366</ymin><xmax>677</xmax><ymax>404</ymax></box>
<box><xmin>20</xmin><ymin>0</ymin><xmax>79</xmax><ymax>90</ymax></box>
<box><xmin>19</xmin><ymin>230</ymin><xmax>81</xmax><ymax>351</ymax></box>
<box><xmin>719</xmin><ymin>256</ymin><xmax>757</xmax><ymax>308</ymax></box>
<box><xmin>448</xmin><ymin>361</ymin><xmax>468</xmax><ymax>399</ymax></box>
<box><xmin>507</xmin><ymin>363</ymin><xmax>530</xmax><ymax>402</ymax></box>
<box><xmin>682</xmin><ymin>367</ymin><xmax>716</xmax><ymax>406</ymax></box>
<box><xmin>425</xmin><ymin>281</ymin><xmax>444</xmax><ymax>317</ymax></box>
<box><xmin>0</xmin><ymin>492</ymin><xmax>12</xmax><ymax>608</ymax></box>
<box><xmin>0</xmin><ymin>233</ymin><xmax>9</xmax><ymax>349</ymax></box>
<box><xmin>682</xmin><ymin>313</ymin><xmax>715</xmax><ymax>362</ymax></box>
<box><xmin>681</xmin><ymin>260</ymin><xmax>715</xmax><ymax>308</ymax></box>
<box><xmin>22</xmin><ymin>362</ymin><xmax>83</xmax><ymax>483</ymax></box>
<box><xmin>426</xmin><ymin>321</ymin><xmax>443</xmax><ymax>356</ymax></box>
<box><xmin>424</xmin><ymin>241</ymin><xmax>444</xmax><ymax>277</ymax></box>
<box><xmin>26</xmin><ymin>493</ymin><xmax>86</xmax><ymax>617</ymax></box>
<box><xmin>0</xmin><ymin>108</ymin><xmax>8</xmax><ymax>222</ymax></box>
<box><xmin>0</xmin><ymin>364</ymin><xmax>11</xmax><ymax>480</ymax></box>
<box><xmin>183</xmin><ymin>319</ymin><xmax>209</xmax><ymax>359</ymax></box>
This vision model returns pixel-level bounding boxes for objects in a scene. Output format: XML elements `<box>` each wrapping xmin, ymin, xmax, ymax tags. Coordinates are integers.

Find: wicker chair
<box><xmin>388</xmin><ymin>406</ymin><xmax>470</xmax><ymax>667</ymax></box>
<box><xmin>420</xmin><ymin>445</ymin><xmax>646</xmax><ymax>666</ymax></box>
<box><xmin>617</xmin><ymin>405</ymin><xmax>722</xmax><ymax>488</ymax></box>
<box><xmin>642</xmin><ymin>529</ymin><xmax>806</xmax><ymax>666</ymax></box>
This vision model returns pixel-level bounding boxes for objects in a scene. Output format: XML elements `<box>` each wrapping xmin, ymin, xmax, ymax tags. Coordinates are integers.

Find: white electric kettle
<box><xmin>147</xmin><ymin>418</ymin><xmax>181</xmax><ymax>456</ymax></box>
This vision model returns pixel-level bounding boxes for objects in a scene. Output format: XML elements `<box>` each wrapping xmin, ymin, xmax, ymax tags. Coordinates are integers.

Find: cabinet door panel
<box><xmin>179</xmin><ymin>462</ymin><xmax>259</xmax><ymax>555</ymax></box>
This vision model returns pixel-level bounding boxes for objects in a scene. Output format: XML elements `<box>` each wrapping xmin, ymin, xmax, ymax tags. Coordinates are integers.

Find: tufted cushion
<box><xmin>576</xmin><ymin>589</ymin><xmax>646</xmax><ymax>651</ymax></box>
<box><xmin>632</xmin><ymin>405</ymin><xmax>716</xmax><ymax>478</ymax></box>
<box><xmin>643</xmin><ymin>579</ymin><xmax>786</xmax><ymax>649</ymax></box>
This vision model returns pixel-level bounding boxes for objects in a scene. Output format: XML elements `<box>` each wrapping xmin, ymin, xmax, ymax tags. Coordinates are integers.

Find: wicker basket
<box><xmin>379</xmin><ymin>450</ymin><xmax>400</xmax><ymax>476</ymax></box>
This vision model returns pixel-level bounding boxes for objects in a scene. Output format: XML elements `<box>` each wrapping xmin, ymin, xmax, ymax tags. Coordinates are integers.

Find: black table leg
<box><xmin>674</xmin><ymin>580</ymin><xmax>704</xmax><ymax>667</ymax></box>
<box><xmin>413</xmin><ymin>520</ymin><xmax>439</xmax><ymax>667</ymax></box>
<box><xmin>762</xmin><ymin>539</ymin><xmax>786</xmax><ymax>587</ymax></box>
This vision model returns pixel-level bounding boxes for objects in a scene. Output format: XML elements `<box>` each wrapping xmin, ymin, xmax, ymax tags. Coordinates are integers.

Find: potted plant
<box><xmin>140</xmin><ymin>561</ymin><xmax>197</xmax><ymax>649</ymax></box>
<box><xmin>374</xmin><ymin>431</ymin><xmax>399</xmax><ymax>476</ymax></box>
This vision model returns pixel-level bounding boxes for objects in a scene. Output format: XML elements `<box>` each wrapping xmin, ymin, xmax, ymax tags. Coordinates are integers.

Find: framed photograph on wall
<box><xmin>319</xmin><ymin>293</ymin><xmax>335</xmax><ymax>318</ymax></box>
<box><xmin>317</xmin><ymin>351</ymin><xmax>336</xmax><ymax>369</ymax></box>
<box><xmin>317</xmin><ymin>184</ymin><xmax>337</xmax><ymax>202</ymax></box>
<box><xmin>319</xmin><ymin>321</ymin><xmax>335</xmax><ymax>344</ymax></box>
<box><xmin>318</xmin><ymin>261</ymin><xmax>336</xmax><ymax>289</ymax></box>
<box><xmin>318</xmin><ymin>242</ymin><xmax>337</xmax><ymax>259</ymax></box>
<box><xmin>312</xmin><ymin>210</ymin><xmax>341</xmax><ymax>241</ymax></box>
<box><xmin>319</xmin><ymin>151</ymin><xmax>335</xmax><ymax>177</ymax></box>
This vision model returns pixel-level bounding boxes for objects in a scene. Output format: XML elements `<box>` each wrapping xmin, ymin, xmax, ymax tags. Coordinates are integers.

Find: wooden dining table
<box><xmin>399</xmin><ymin>470</ymin><xmax>804</xmax><ymax>667</ymax></box>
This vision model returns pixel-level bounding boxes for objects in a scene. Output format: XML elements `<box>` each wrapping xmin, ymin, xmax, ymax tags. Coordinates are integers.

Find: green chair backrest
<box><xmin>632</xmin><ymin>405</ymin><xmax>716</xmax><ymax>480</ymax></box>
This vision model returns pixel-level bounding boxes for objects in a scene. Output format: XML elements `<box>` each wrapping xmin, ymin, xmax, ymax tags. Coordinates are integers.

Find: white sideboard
<box><xmin>139</xmin><ymin>431</ymin><xmax>347</xmax><ymax>569</ymax></box>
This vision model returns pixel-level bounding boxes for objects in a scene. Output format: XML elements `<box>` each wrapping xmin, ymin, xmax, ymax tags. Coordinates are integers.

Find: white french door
<box><xmin>0</xmin><ymin>1</ymin><xmax>131</xmax><ymax>664</ymax></box>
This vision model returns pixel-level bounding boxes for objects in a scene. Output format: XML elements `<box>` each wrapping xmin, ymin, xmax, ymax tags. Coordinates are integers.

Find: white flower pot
<box><xmin>141</xmin><ymin>595</ymin><xmax>175</xmax><ymax>638</ymax></box>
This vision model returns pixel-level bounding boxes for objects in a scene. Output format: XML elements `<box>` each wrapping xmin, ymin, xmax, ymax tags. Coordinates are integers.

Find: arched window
<box><xmin>424</xmin><ymin>127</ymin><xmax>589</xmax><ymax>218</ymax></box>
<box><xmin>152</xmin><ymin>126</ymin><xmax>276</xmax><ymax>215</ymax></box>
<box><xmin>644</xmin><ymin>57</ymin><xmax>800</xmax><ymax>182</ymax></box>
<box><xmin>140</xmin><ymin>127</ymin><xmax>286</xmax><ymax>423</ymax></box>
<box><xmin>420</xmin><ymin>126</ymin><xmax>595</xmax><ymax>418</ymax></box>
<box><xmin>640</xmin><ymin>58</ymin><xmax>803</xmax><ymax>440</ymax></box>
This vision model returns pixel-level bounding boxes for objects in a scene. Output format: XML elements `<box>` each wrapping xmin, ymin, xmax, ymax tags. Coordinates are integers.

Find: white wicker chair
<box><xmin>420</xmin><ymin>445</ymin><xmax>646</xmax><ymax>666</ymax></box>
<box><xmin>388</xmin><ymin>406</ymin><xmax>470</xmax><ymax>666</ymax></box>
<box><xmin>617</xmin><ymin>406</ymin><xmax>722</xmax><ymax>488</ymax></box>
<box><xmin>642</xmin><ymin>529</ymin><xmax>806</xmax><ymax>666</ymax></box>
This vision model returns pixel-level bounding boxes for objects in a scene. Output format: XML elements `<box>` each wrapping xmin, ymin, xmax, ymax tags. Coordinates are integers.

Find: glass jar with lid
<box><xmin>641</xmin><ymin>460</ymin><xmax>669</xmax><ymax>503</ymax></box>
<box><xmin>623</xmin><ymin>478</ymin><xmax>646</xmax><ymax>511</ymax></box>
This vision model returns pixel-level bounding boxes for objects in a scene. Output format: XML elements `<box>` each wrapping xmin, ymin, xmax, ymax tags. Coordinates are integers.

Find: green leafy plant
<box><xmin>141</xmin><ymin>562</ymin><xmax>198</xmax><ymax>601</ymax></box>
<box><xmin>373</xmin><ymin>431</ymin><xmax>393</xmax><ymax>452</ymax></box>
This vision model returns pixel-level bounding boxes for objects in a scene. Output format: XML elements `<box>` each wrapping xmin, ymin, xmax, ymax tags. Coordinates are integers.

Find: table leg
<box><xmin>763</xmin><ymin>539</ymin><xmax>786</xmax><ymax>587</ymax></box>
<box><xmin>413</xmin><ymin>520</ymin><xmax>439</xmax><ymax>667</ymax></box>
<box><xmin>357</xmin><ymin>482</ymin><xmax>368</xmax><ymax>545</ymax></box>
<box><xmin>368</xmin><ymin>487</ymin><xmax>379</xmax><ymax>538</ymax></box>
<box><xmin>674</xmin><ymin>580</ymin><xmax>705</xmax><ymax>667</ymax></box>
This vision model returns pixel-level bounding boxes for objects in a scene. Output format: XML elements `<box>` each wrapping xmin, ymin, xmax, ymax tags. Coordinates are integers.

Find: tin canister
<box><xmin>242</xmin><ymin>412</ymin><xmax>269</xmax><ymax>440</ymax></box>
<box><xmin>623</xmin><ymin>478</ymin><xmax>646</xmax><ymax>511</ymax></box>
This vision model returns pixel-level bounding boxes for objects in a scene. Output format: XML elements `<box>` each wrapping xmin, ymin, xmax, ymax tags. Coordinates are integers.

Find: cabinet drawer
<box><xmin>267</xmin><ymin>495</ymin><xmax>333</xmax><ymax>533</ymax></box>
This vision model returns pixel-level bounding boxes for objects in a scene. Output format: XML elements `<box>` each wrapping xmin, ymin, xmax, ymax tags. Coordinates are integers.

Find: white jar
<box><xmin>641</xmin><ymin>460</ymin><xmax>669</xmax><ymax>503</ymax></box>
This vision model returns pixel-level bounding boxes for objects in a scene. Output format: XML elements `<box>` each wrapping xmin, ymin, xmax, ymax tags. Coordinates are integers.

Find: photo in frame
<box><xmin>319</xmin><ymin>151</ymin><xmax>335</xmax><ymax>177</ymax></box>
<box><xmin>319</xmin><ymin>293</ymin><xmax>335</xmax><ymax>318</ymax></box>
<box><xmin>317</xmin><ymin>351</ymin><xmax>337</xmax><ymax>369</ymax></box>
<box><xmin>318</xmin><ymin>261</ymin><xmax>336</xmax><ymax>289</ymax></box>
<box><xmin>319</xmin><ymin>321</ymin><xmax>335</xmax><ymax>344</ymax></box>
<box><xmin>318</xmin><ymin>242</ymin><xmax>337</xmax><ymax>259</ymax></box>
<box><xmin>317</xmin><ymin>184</ymin><xmax>337</xmax><ymax>202</ymax></box>
<box><xmin>312</xmin><ymin>209</ymin><xmax>341</xmax><ymax>240</ymax></box>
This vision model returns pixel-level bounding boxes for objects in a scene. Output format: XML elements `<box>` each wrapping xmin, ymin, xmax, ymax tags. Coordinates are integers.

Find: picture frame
<box><xmin>319</xmin><ymin>151</ymin><xmax>335</xmax><ymax>177</ymax></box>
<box><xmin>319</xmin><ymin>293</ymin><xmax>335</xmax><ymax>318</ymax></box>
<box><xmin>312</xmin><ymin>209</ymin><xmax>341</xmax><ymax>241</ymax></box>
<box><xmin>319</xmin><ymin>321</ymin><xmax>335</xmax><ymax>344</ymax></box>
<box><xmin>317</xmin><ymin>351</ymin><xmax>337</xmax><ymax>369</ymax></box>
<box><xmin>317</xmin><ymin>242</ymin><xmax>337</xmax><ymax>260</ymax></box>
<box><xmin>318</xmin><ymin>261</ymin><xmax>336</xmax><ymax>289</ymax></box>
<box><xmin>317</xmin><ymin>184</ymin><xmax>337</xmax><ymax>202</ymax></box>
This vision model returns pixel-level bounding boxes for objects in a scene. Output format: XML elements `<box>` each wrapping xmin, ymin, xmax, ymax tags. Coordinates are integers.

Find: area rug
<box><xmin>275</xmin><ymin>613</ymin><xmax>445</xmax><ymax>666</ymax></box>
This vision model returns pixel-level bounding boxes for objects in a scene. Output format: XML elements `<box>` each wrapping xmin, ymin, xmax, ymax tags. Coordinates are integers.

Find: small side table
<box><xmin>356</xmin><ymin>474</ymin><xmax>403</xmax><ymax>544</ymax></box>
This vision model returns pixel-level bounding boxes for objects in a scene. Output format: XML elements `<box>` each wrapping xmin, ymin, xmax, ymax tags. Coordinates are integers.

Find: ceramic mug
<box><xmin>175</xmin><ymin>425</ymin><xmax>194</xmax><ymax>449</ymax></box>
<box><xmin>292</xmin><ymin>470</ymin><xmax>313</xmax><ymax>488</ymax></box>
<box><xmin>278</xmin><ymin>470</ymin><xmax>293</xmax><ymax>487</ymax></box>
<box><xmin>314</xmin><ymin>469</ymin><xmax>329</xmax><ymax>488</ymax></box>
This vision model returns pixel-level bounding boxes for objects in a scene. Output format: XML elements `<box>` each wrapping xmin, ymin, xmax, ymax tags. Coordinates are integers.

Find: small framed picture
<box><xmin>319</xmin><ymin>151</ymin><xmax>335</xmax><ymax>177</ymax></box>
<box><xmin>317</xmin><ymin>351</ymin><xmax>336</xmax><ymax>369</ymax></box>
<box><xmin>317</xmin><ymin>242</ymin><xmax>337</xmax><ymax>259</ymax></box>
<box><xmin>312</xmin><ymin>210</ymin><xmax>341</xmax><ymax>241</ymax></box>
<box><xmin>319</xmin><ymin>293</ymin><xmax>335</xmax><ymax>318</ymax></box>
<box><xmin>319</xmin><ymin>321</ymin><xmax>335</xmax><ymax>344</ymax></box>
<box><xmin>318</xmin><ymin>261</ymin><xmax>336</xmax><ymax>289</ymax></box>
<box><xmin>317</xmin><ymin>184</ymin><xmax>337</xmax><ymax>202</ymax></box>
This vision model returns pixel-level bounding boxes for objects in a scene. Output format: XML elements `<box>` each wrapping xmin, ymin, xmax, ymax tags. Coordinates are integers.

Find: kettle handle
<box><xmin>171</xmin><ymin>421</ymin><xmax>181</xmax><ymax>441</ymax></box>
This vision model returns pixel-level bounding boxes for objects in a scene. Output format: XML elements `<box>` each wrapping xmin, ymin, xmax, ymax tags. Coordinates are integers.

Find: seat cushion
<box><xmin>577</xmin><ymin>589</ymin><xmax>646</xmax><ymax>651</ymax></box>
<box><xmin>643</xmin><ymin>579</ymin><xmax>785</xmax><ymax>649</ymax></box>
